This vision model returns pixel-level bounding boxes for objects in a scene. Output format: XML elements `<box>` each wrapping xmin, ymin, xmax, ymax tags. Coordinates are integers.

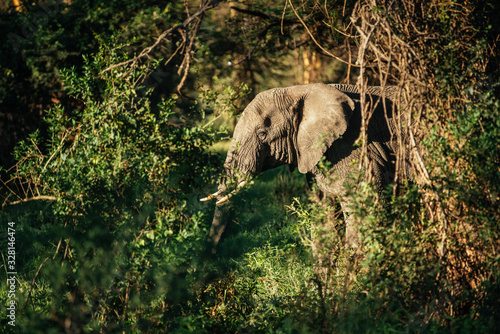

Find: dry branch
<box><xmin>287</xmin><ymin>0</ymin><xmax>355</xmax><ymax>67</ymax></box>
<box><xmin>7</xmin><ymin>195</ymin><xmax>57</xmax><ymax>206</ymax></box>
<box><xmin>100</xmin><ymin>0</ymin><xmax>222</xmax><ymax>94</ymax></box>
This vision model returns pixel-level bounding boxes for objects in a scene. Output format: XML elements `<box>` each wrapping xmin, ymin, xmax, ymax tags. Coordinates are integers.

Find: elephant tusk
<box><xmin>200</xmin><ymin>194</ymin><xmax>214</xmax><ymax>202</ymax></box>
<box><xmin>203</xmin><ymin>180</ymin><xmax>247</xmax><ymax>204</ymax></box>
<box><xmin>216</xmin><ymin>195</ymin><xmax>230</xmax><ymax>205</ymax></box>
<box><xmin>215</xmin><ymin>180</ymin><xmax>247</xmax><ymax>205</ymax></box>
<box><xmin>200</xmin><ymin>191</ymin><xmax>220</xmax><ymax>202</ymax></box>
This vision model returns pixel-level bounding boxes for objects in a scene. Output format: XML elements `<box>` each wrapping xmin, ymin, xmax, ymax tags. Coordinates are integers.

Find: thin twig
<box><xmin>287</xmin><ymin>0</ymin><xmax>356</xmax><ymax>67</ymax></box>
<box><xmin>26</xmin><ymin>257</ymin><xmax>50</xmax><ymax>309</ymax></box>
<box><xmin>100</xmin><ymin>0</ymin><xmax>222</xmax><ymax>75</ymax></box>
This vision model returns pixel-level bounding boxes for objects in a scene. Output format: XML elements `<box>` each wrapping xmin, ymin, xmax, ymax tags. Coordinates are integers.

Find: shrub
<box><xmin>0</xmin><ymin>36</ymin><xmax>220</xmax><ymax>333</ymax></box>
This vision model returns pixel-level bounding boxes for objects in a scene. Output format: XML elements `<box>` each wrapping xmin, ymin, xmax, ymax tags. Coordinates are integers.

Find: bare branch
<box><xmin>7</xmin><ymin>195</ymin><xmax>57</xmax><ymax>206</ymax></box>
<box><xmin>287</xmin><ymin>0</ymin><xmax>356</xmax><ymax>67</ymax></box>
<box><xmin>100</xmin><ymin>0</ymin><xmax>222</xmax><ymax>75</ymax></box>
<box><xmin>229</xmin><ymin>6</ymin><xmax>270</xmax><ymax>20</ymax></box>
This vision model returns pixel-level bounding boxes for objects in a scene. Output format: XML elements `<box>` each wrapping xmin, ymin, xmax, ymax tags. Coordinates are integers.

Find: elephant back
<box><xmin>330</xmin><ymin>84</ymin><xmax>398</xmax><ymax>102</ymax></box>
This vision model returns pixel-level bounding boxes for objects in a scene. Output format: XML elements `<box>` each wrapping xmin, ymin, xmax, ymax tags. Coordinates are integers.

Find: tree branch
<box><xmin>229</xmin><ymin>6</ymin><xmax>270</xmax><ymax>20</ymax></box>
<box><xmin>100</xmin><ymin>0</ymin><xmax>222</xmax><ymax>75</ymax></box>
<box><xmin>287</xmin><ymin>0</ymin><xmax>355</xmax><ymax>67</ymax></box>
<box><xmin>7</xmin><ymin>195</ymin><xmax>57</xmax><ymax>206</ymax></box>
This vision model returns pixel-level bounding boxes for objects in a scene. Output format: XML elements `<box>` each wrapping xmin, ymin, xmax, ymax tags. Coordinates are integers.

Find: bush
<box><xmin>1</xmin><ymin>1</ymin><xmax>498</xmax><ymax>333</ymax></box>
<box><xmin>0</xmin><ymin>36</ymin><xmax>221</xmax><ymax>333</ymax></box>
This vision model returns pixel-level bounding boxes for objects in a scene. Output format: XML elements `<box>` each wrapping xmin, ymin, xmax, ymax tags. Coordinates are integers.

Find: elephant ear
<box><xmin>295</xmin><ymin>84</ymin><xmax>355</xmax><ymax>173</ymax></box>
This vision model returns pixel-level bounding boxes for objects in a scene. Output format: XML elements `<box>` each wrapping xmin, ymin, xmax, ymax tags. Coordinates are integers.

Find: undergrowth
<box><xmin>1</xmin><ymin>1</ymin><xmax>499</xmax><ymax>333</ymax></box>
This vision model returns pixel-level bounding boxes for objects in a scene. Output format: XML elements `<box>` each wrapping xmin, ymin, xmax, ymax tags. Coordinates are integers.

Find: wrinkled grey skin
<box><xmin>208</xmin><ymin>83</ymin><xmax>401</xmax><ymax>248</ymax></box>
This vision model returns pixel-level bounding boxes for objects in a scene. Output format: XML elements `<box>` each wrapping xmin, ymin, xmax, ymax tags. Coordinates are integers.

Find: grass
<box><xmin>208</xmin><ymin>140</ymin><xmax>231</xmax><ymax>155</ymax></box>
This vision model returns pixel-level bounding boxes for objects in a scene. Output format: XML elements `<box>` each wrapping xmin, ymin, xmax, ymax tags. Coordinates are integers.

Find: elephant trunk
<box><xmin>208</xmin><ymin>199</ymin><xmax>232</xmax><ymax>246</ymax></box>
<box><xmin>203</xmin><ymin>167</ymin><xmax>250</xmax><ymax>246</ymax></box>
<box><xmin>204</xmin><ymin>119</ymin><xmax>257</xmax><ymax>245</ymax></box>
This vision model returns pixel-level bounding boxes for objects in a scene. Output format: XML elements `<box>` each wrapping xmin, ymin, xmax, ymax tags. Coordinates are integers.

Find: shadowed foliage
<box><xmin>0</xmin><ymin>0</ymin><xmax>498</xmax><ymax>332</ymax></box>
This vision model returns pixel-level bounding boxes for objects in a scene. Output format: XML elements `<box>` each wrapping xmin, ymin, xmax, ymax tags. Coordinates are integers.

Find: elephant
<box><xmin>202</xmin><ymin>83</ymin><xmax>405</xmax><ymax>249</ymax></box>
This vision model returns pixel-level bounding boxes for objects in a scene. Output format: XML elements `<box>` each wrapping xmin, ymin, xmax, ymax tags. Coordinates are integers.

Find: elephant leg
<box><xmin>306</xmin><ymin>172</ymin><xmax>315</xmax><ymax>189</ymax></box>
<box><xmin>341</xmin><ymin>198</ymin><xmax>359</xmax><ymax>249</ymax></box>
<box><xmin>306</xmin><ymin>172</ymin><xmax>325</xmax><ymax>200</ymax></box>
<box><xmin>311</xmin><ymin>168</ymin><xmax>360</xmax><ymax>248</ymax></box>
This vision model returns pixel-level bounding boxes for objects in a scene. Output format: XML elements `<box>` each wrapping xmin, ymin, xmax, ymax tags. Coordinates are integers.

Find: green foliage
<box><xmin>0</xmin><ymin>0</ymin><xmax>189</xmax><ymax>168</ymax></box>
<box><xmin>342</xmin><ymin>1</ymin><xmax>500</xmax><ymax>332</ymax></box>
<box><xmin>0</xmin><ymin>0</ymin><xmax>499</xmax><ymax>333</ymax></box>
<box><xmin>1</xmin><ymin>36</ymin><xmax>220</xmax><ymax>332</ymax></box>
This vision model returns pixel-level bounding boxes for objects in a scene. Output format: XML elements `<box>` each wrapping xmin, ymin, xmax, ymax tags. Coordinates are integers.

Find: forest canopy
<box><xmin>0</xmin><ymin>0</ymin><xmax>499</xmax><ymax>332</ymax></box>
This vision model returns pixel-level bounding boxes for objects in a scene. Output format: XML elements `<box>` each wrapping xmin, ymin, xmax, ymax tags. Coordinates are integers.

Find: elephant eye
<box><xmin>257</xmin><ymin>130</ymin><xmax>267</xmax><ymax>141</ymax></box>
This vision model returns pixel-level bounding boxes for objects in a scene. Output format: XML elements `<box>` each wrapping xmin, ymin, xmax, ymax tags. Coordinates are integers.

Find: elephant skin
<box><xmin>204</xmin><ymin>83</ymin><xmax>405</xmax><ymax>249</ymax></box>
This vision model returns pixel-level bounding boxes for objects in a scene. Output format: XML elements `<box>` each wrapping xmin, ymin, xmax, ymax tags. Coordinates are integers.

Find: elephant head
<box><xmin>203</xmin><ymin>83</ymin><xmax>355</xmax><ymax>245</ymax></box>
